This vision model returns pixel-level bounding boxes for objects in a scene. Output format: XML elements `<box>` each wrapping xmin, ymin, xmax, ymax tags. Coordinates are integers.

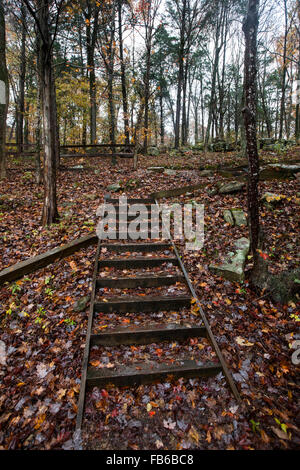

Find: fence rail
<box><xmin>5</xmin><ymin>142</ymin><xmax>137</xmax><ymax>168</ymax></box>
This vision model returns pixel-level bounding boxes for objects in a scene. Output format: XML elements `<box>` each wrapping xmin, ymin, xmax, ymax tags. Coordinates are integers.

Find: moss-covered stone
<box><xmin>209</xmin><ymin>237</ymin><xmax>250</xmax><ymax>282</ymax></box>
<box><xmin>231</xmin><ymin>209</ymin><xmax>247</xmax><ymax>226</ymax></box>
<box><xmin>107</xmin><ymin>183</ymin><xmax>122</xmax><ymax>192</ymax></box>
<box><xmin>223</xmin><ymin>209</ymin><xmax>235</xmax><ymax>226</ymax></box>
<box><xmin>219</xmin><ymin>181</ymin><xmax>246</xmax><ymax>194</ymax></box>
<box><xmin>74</xmin><ymin>296</ymin><xmax>89</xmax><ymax>312</ymax></box>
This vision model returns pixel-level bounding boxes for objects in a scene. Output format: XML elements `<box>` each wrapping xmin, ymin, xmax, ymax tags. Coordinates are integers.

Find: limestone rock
<box><xmin>147</xmin><ymin>166</ymin><xmax>165</xmax><ymax>173</ymax></box>
<box><xmin>164</xmin><ymin>169</ymin><xmax>177</xmax><ymax>176</ymax></box>
<box><xmin>218</xmin><ymin>181</ymin><xmax>245</xmax><ymax>194</ymax></box>
<box><xmin>231</xmin><ymin>209</ymin><xmax>247</xmax><ymax>226</ymax></box>
<box><xmin>107</xmin><ymin>183</ymin><xmax>122</xmax><ymax>192</ymax></box>
<box><xmin>148</xmin><ymin>147</ymin><xmax>160</xmax><ymax>156</ymax></box>
<box><xmin>262</xmin><ymin>192</ymin><xmax>286</xmax><ymax>206</ymax></box>
<box><xmin>74</xmin><ymin>296</ymin><xmax>89</xmax><ymax>313</ymax></box>
<box><xmin>199</xmin><ymin>169</ymin><xmax>213</xmax><ymax>177</ymax></box>
<box><xmin>209</xmin><ymin>237</ymin><xmax>250</xmax><ymax>282</ymax></box>
<box><xmin>223</xmin><ymin>210</ymin><xmax>235</xmax><ymax>226</ymax></box>
<box><xmin>260</xmin><ymin>164</ymin><xmax>300</xmax><ymax>180</ymax></box>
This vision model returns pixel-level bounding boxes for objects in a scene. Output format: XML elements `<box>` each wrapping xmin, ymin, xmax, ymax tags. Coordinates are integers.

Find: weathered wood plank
<box><xmin>75</xmin><ymin>241</ymin><xmax>101</xmax><ymax>433</ymax></box>
<box><xmin>86</xmin><ymin>360</ymin><xmax>222</xmax><ymax>388</ymax></box>
<box><xmin>94</xmin><ymin>295</ymin><xmax>191</xmax><ymax>313</ymax></box>
<box><xmin>90</xmin><ymin>323</ymin><xmax>206</xmax><ymax>346</ymax></box>
<box><xmin>99</xmin><ymin>242</ymin><xmax>171</xmax><ymax>252</ymax></box>
<box><xmin>60</xmin><ymin>153</ymin><xmax>134</xmax><ymax>159</ymax></box>
<box><xmin>0</xmin><ymin>233</ymin><xmax>98</xmax><ymax>285</ymax></box>
<box><xmin>98</xmin><ymin>256</ymin><xmax>178</xmax><ymax>269</ymax></box>
<box><xmin>96</xmin><ymin>274</ymin><xmax>185</xmax><ymax>289</ymax></box>
<box><xmin>60</xmin><ymin>143</ymin><xmax>135</xmax><ymax>149</ymax></box>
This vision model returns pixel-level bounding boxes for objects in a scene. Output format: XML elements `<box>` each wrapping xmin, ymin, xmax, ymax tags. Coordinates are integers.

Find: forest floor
<box><xmin>0</xmin><ymin>147</ymin><xmax>299</xmax><ymax>450</ymax></box>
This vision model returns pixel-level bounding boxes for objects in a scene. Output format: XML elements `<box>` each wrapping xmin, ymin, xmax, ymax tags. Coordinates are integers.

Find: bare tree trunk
<box><xmin>174</xmin><ymin>0</ymin><xmax>186</xmax><ymax>149</ymax></box>
<box><xmin>0</xmin><ymin>0</ymin><xmax>8</xmax><ymax>180</ymax></box>
<box><xmin>159</xmin><ymin>90</ymin><xmax>164</xmax><ymax>145</ymax></box>
<box><xmin>295</xmin><ymin>11</ymin><xmax>300</xmax><ymax>143</ymax></box>
<box><xmin>85</xmin><ymin>2</ymin><xmax>100</xmax><ymax>144</ymax></box>
<box><xmin>279</xmin><ymin>0</ymin><xmax>288</xmax><ymax>140</ymax></box>
<box><xmin>181</xmin><ymin>58</ymin><xmax>189</xmax><ymax>145</ymax></box>
<box><xmin>37</xmin><ymin>0</ymin><xmax>59</xmax><ymax>225</ymax></box>
<box><xmin>118</xmin><ymin>2</ymin><xmax>130</xmax><ymax>146</ymax></box>
<box><xmin>242</xmin><ymin>0</ymin><xmax>260</xmax><ymax>261</ymax></box>
<box><xmin>16</xmin><ymin>4</ymin><xmax>26</xmax><ymax>155</ymax></box>
<box><xmin>143</xmin><ymin>45</ymin><xmax>151</xmax><ymax>153</ymax></box>
<box><xmin>204</xmin><ymin>23</ymin><xmax>221</xmax><ymax>149</ymax></box>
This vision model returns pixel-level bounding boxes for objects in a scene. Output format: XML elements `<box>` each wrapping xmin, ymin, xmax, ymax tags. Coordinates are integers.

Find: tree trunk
<box><xmin>242</xmin><ymin>0</ymin><xmax>260</xmax><ymax>261</ymax></box>
<box><xmin>205</xmin><ymin>26</ymin><xmax>221</xmax><ymax>149</ymax></box>
<box><xmin>37</xmin><ymin>0</ymin><xmax>59</xmax><ymax>225</ymax></box>
<box><xmin>118</xmin><ymin>2</ymin><xmax>130</xmax><ymax>146</ymax></box>
<box><xmin>85</xmin><ymin>4</ymin><xmax>100</xmax><ymax>145</ymax></box>
<box><xmin>87</xmin><ymin>23</ymin><xmax>97</xmax><ymax>144</ymax></box>
<box><xmin>181</xmin><ymin>58</ymin><xmax>189</xmax><ymax>145</ymax></box>
<box><xmin>143</xmin><ymin>44</ymin><xmax>151</xmax><ymax>153</ymax></box>
<box><xmin>159</xmin><ymin>91</ymin><xmax>164</xmax><ymax>145</ymax></box>
<box><xmin>16</xmin><ymin>5</ymin><xmax>26</xmax><ymax>155</ymax></box>
<box><xmin>279</xmin><ymin>0</ymin><xmax>288</xmax><ymax>140</ymax></box>
<box><xmin>0</xmin><ymin>0</ymin><xmax>8</xmax><ymax>180</ymax></box>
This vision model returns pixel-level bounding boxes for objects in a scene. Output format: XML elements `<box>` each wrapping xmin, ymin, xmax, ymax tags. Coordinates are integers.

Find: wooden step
<box><xmin>94</xmin><ymin>295</ymin><xmax>191</xmax><ymax>313</ymax></box>
<box><xmin>86</xmin><ymin>360</ymin><xmax>222</xmax><ymax>388</ymax></box>
<box><xmin>98</xmin><ymin>233</ymin><xmax>166</xmax><ymax>241</ymax></box>
<box><xmin>100</xmin><ymin>243</ymin><xmax>171</xmax><ymax>252</ymax></box>
<box><xmin>96</xmin><ymin>274</ymin><xmax>185</xmax><ymax>289</ymax></box>
<box><xmin>90</xmin><ymin>323</ymin><xmax>206</xmax><ymax>346</ymax></box>
<box><xmin>98</xmin><ymin>256</ymin><xmax>178</xmax><ymax>269</ymax></box>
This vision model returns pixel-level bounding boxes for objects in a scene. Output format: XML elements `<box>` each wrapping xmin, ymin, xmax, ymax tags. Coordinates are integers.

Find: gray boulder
<box><xmin>219</xmin><ymin>181</ymin><xmax>246</xmax><ymax>194</ymax></box>
<box><xmin>223</xmin><ymin>210</ymin><xmax>235</xmax><ymax>226</ymax></box>
<box><xmin>261</xmin><ymin>192</ymin><xmax>286</xmax><ymax>207</ymax></box>
<box><xmin>199</xmin><ymin>169</ymin><xmax>214</xmax><ymax>177</ymax></box>
<box><xmin>147</xmin><ymin>166</ymin><xmax>165</xmax><ymax>173</ymax></box>
<box><xmin>164</xmin><ymin>169</ymin><xmax>177</xmax><ymax>176</ymax></box>
<box><xmin>148</xmin><ymin>147</ymin><xmax>160</xmax><ymax>156</ymax></box>
<box><xmin>260</xmin><ymin>164</ymin><xmax>300</xmax><ymax>180</ymax></box>
<box><xmin>74</xmin><ymin>296</ymin><xmax>89</xmax><ymax>312</ymax></box>
<box><xmin>209</xmin><ymin>237</ymin><xmax>250</xmax><ymax>282</ymax></box>
<box><xmin>107</xmin><ymin>183</ymin><xmax>122</xmax><ymax>192</ymax></box>
<box><xmin>231</xmin><ymin>209</ymin><xmax>247</xmax><ymax>226</ymax></box>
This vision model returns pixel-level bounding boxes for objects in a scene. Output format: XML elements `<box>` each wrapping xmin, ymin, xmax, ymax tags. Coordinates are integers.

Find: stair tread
<box><xmin>86</xmin><ymin>359</ymin><xmax>222</xmax><ymax>387</ymax></box>
<box><xmin>90</xmin><ymin>323</ymin><xmax>206</xmax><ymax>346</ymax></box>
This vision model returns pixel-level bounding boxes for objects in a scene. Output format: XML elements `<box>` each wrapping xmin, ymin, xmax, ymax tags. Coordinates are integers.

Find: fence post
<box><xmin>133</xmin><ymin>147</ymin><xmax>137</xmax><ymax>170</ymax></box>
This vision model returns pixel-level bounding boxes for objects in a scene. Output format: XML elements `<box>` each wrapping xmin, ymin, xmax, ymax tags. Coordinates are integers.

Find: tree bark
<box><xmin>37</xmin><ymin>0</ymin><xmax>59</xmax><ymax>225</ymax></box>
<box><xmin>279</xmin><ymin>0</ymin><xmax>288</xmax><ymax>140</ymax></box>
<box><xmin>174</xmin><ymin>0</ymin><xmax>186</xmax><ymax>149</ymax></box>
<box><xmin>0</xmin><ymin>0</ymin><xmax>8</xmax><ymax>180</ymax></box>
<box><xmin>85</xmin><ymin>1</ymin><xmax>100</xmax><ymax>144</ymax></box>
<box><xmin>118</xmin><ymin>2</ymin><xmax>130</xmax><ymax>146</ymax></box>
<box><xmin>242</xmin><ymin>0</ymin><xmax>260</xmax><ymax>260</ymax></box>
<box><xmin>16</xmin><ymin>4</ymin><xmax>26</xmax><ymax>155</ymax></box>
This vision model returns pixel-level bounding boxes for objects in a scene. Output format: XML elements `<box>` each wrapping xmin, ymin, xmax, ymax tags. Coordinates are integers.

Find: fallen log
<box><xmin>0</xmin><ymin>233</ymin><xmax>98</xmax><ymax>286</ymax></box>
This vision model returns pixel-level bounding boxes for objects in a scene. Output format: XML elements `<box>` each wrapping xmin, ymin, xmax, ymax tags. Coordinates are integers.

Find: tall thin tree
<box><xmin>0</xmin><ymin>0</ymin><xmax>8</xmax><ymax>180</ymax></box>
<box><xmin>242</xmin><ymin>0</ymin><xmax>260</xmax><ymax>261</ymax></box>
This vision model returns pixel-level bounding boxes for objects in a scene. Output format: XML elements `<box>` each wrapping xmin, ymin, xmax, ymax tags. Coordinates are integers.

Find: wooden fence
<box><xmin>5</xmin><ymin>142</ymin><xmax>137</xmax><ymax>169</ymax></box>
